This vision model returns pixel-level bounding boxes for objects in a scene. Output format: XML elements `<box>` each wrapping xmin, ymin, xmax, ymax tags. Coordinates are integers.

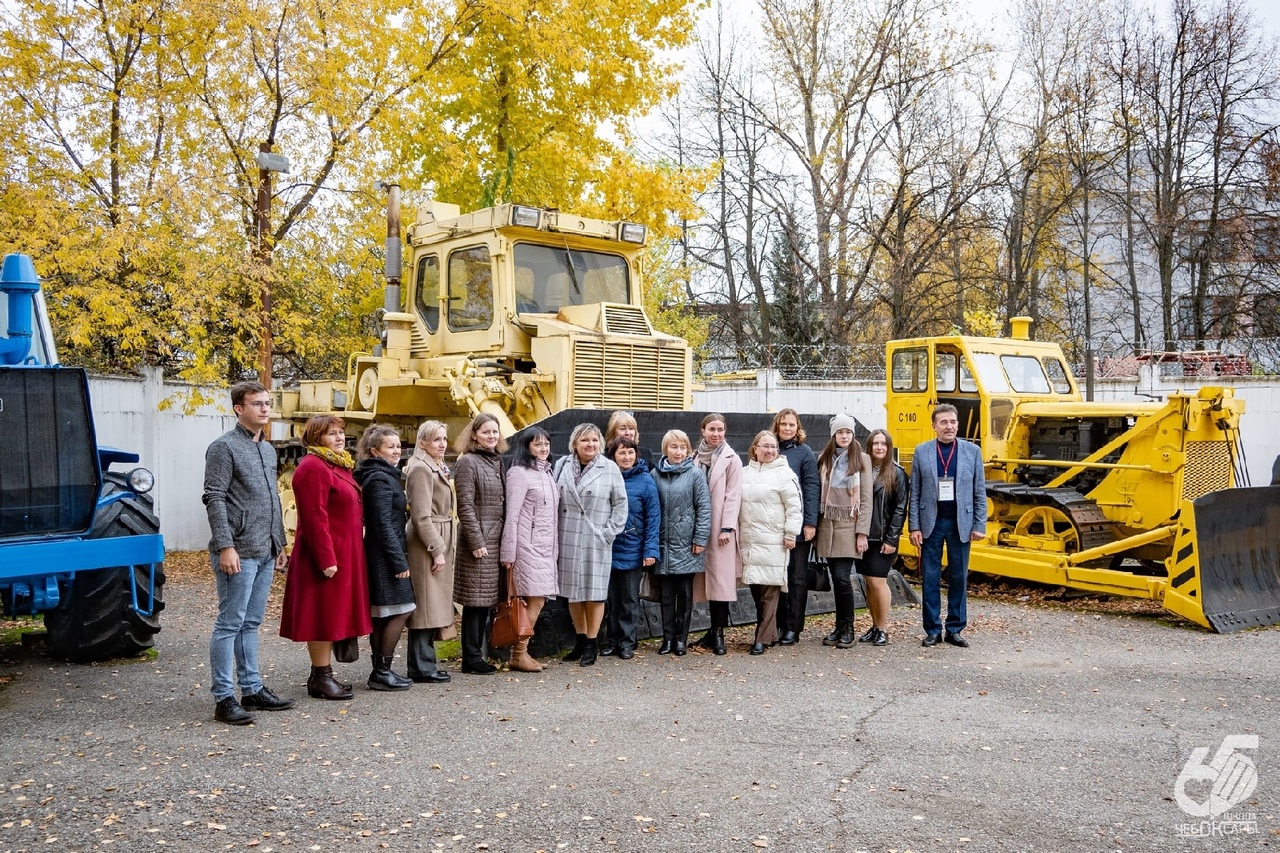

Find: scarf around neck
<box><xmin>414</xmin><ymin>447</ymin><xmax>449</xmax><ymax>477</ymax></box>
<box><xmin>823</xmin><ymin>448</ymin><xmax>859</xmax><ymax>521</ymax></box>
<box><xmin>307</xmin><ymin>445</ymin><xmax>354</xmax><ymax>470</ymax></box>
<box><xmin>695</xmin><ymin>439</ymin><xmax>725</xmax><ymax>472</ymax></box>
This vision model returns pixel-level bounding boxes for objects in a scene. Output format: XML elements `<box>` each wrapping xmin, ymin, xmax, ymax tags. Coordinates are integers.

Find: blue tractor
<box><xmin>0</xmin><ymin>253</ymin><xmax>165</xmax><ymax>661</ymax></box>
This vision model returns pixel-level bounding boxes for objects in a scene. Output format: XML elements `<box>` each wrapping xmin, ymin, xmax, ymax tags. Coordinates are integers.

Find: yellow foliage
<box><xmin>400</xmin><ymin>0</ymin><xmax>707</xmax><ymax>237</ymax></box>
<box><xmin>642</xmin><ymin>241</ymin><xmax>710</xmax><ymax>359</ymax></box>
<box><xmin>1</xmin><ymin>0</ymin><xmax>698</xmax><ymax>382</ymax></box>
<box><xmin>962</xmin><ymin>309</ymin><xmax>1004</xmax><ymax>337</ymax></box>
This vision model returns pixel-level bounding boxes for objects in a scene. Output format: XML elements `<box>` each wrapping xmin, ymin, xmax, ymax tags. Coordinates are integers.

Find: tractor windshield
<box><xmin>970</xmin><ymin>350</ymin><xmax>1065</xmax><ymax>395</ymax></box>
<box><xmin>512</xmin><ymin>244</ymin><xmax>630</xmax><ymax>314</ymax></box>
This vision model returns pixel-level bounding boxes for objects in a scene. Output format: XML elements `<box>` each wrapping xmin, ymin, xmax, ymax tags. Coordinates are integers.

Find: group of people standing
<box><xmin>203</xmin><ymin>381</ymin><xmax>982</xmax><ymax>728</ymax></box>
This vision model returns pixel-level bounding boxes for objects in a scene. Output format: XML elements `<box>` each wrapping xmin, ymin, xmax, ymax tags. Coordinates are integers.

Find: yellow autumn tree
<box><xmin>0</xmin><ymin>0</ymin><xmax>196</xmax><ymax>373</ymax></box>
<box><xmin>398</xmin><ymin>0</ymin><xmax>708</xmax><ymax>238</ymax></box>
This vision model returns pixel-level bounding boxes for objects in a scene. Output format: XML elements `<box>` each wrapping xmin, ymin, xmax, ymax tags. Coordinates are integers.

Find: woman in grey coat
<box><xmin>452</xmin><ymin>413</ymin><xmax>507</xmax><ymax>675</ymax></box>
<box><xmin>651</xmin><ymin>429</ymin><xmax>712</xmax><ymax>656</ymax></box>
<box><xmin>554</xmin><ymin>422</ymin><xmax>628</xmax><ymax>666</ymax></box>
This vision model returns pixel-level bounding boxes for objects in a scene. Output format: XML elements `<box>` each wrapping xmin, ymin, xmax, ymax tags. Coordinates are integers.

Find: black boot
<box><xmin>835</xmin><ymin>622</ymin><xmax>855</xmax><ymax>649</ymax></box>
<box><xmin>564</xmin><ymin>633</ymin><xmax>587</xmax><ymax>661</ymax></box>
<box><xmin>711</xmin><ymin>627</ymin><xmax>726</xmax><ymax>656</ymax></box>
<box><xmin>579</xmin><ymin>638</ymin><xmax>599</xmax><ymax>667</ymax></box>
<box><xmin>461</xmin><ymin>607</ymin><xmax>495</xmax><ymax>674</ymax></box>
<box><xmin>308</xmin><ymin>665</ymin><xmax>353</xmax><ymax>700</ymax></box>
<box><xmin>822</xmin><ymin>625</ymin><xmax>843</xmax><ymax>646</ymax></box>
<box><xmin>368</xmin><ymin>654</ymin><xmax>412</xmax><ymax>691</ymax></box>
<box><xmin>693</xmin><ymin>628</ymin><xmax>716</xmax><ymax>649</ymax></box>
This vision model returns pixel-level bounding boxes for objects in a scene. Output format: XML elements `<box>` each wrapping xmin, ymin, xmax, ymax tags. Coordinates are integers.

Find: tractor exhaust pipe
<box><xmin>0</xmin><ymin>253</ymin><xmax>41</xmax><ymax>365</ymax></box>
<box><xmin>381</xmin><ymin>181</ymin><xmax>402</xmax><ymax>314</ymax></box>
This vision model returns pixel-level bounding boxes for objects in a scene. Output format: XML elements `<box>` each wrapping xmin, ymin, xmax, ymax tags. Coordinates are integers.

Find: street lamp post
<box><xmin>254</xmin><ymin>142</ymin><xmax>291</xmax><ymax>389</ymax></box>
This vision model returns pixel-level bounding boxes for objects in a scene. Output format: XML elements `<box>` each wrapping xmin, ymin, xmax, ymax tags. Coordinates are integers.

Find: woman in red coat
<box><xmin>280</xmin><ymin>416</ymin><xmax>372</xmax><ymax>700</ymax></box>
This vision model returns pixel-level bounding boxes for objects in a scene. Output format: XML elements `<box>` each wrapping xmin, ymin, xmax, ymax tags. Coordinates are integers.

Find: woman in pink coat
<box><xmin>692</xmin><ymin>413</ymin><xmax>743</xmax><ymax>655</ymax></box>
<box><xmin>500</xmin><ymin>428</ymin><xmax>559</xmax><ymax>673</ymax></box>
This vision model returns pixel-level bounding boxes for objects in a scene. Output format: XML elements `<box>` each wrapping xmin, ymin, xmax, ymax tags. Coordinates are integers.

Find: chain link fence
<box><xmin>700</xmin><ymin>343</ymin><xmax>885</xmax><ymax>381</ymax></box>
<box><xmin>703</xmin><ymin>338</ymin><xmax>1280</xmax><ymax>382</ymax></box>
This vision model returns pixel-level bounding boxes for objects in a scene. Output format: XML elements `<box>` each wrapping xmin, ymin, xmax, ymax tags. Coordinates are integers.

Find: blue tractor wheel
<box><xmin>44</xmin><ymin>474</ymin><xmax>166</xmax><ymax>661</ymax></box>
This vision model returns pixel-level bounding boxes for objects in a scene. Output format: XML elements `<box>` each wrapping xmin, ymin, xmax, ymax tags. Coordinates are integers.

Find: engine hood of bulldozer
<box><xmin>1012</xmin><ymin>400</ymin><xmax>1167</xmax><ymax>418</ymax></box>
<box><xmin>520</xmin><ymin>304</ymin><xmax>683</xmax><ymax>344</ymax></box>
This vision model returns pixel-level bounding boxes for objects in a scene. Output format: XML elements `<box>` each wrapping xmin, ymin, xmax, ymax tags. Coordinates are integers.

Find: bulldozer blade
<box><xmin>1169</xmin><ymin>487</ymin><xmax>1280</xmax><ymax>633</ymax></box>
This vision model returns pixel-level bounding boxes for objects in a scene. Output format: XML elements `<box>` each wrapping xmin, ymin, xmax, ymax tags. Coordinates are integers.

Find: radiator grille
<box><xmin>602</xmin><ymin>305</ymin><xmax>652</xmax><ymax>336</ymax></box>
<box><xmin>1183</xmin><ymin>441</ymin><xmax>1233</xmax><ymax>500</ymax></box>
<box><xmin>571</xmin><ymin>341</ymin><xmax>687</xmax><ymax>409</ymax></box>
<box><xmin>0</xmin><ymin>368</ymin><xmax>99</xmax><ymax>539</ymax></box>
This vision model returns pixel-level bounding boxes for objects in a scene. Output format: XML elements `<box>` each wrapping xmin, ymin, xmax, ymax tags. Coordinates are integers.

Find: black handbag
<box><xmin>333</xmin><ymin>636</ymin><xmax>360</xmax><ymax>663</ymax></box>
<box><xmin>807</xmin><ymin>553</ymin><xmax>833</xmax><ymax>592</ymax></box>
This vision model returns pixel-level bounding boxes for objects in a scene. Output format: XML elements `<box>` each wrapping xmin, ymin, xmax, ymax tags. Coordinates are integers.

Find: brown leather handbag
<box><xmin>490</xmin><ymin>567</ymin><xmax>534</xmax><ymax>648</ymax></box>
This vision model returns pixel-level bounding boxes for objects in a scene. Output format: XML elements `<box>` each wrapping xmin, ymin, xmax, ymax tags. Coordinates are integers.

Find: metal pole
<box><xmin>383</xmin><ymin>182</ymin><xmax>402</xmax><ymax>314</ymax></box>
<box><xmin>256</xmin><ymin>142</ymin><xmax>273</xmax><ymax>389</ymax></box>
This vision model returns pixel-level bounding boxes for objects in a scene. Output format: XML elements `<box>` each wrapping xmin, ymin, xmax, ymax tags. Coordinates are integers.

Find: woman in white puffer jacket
<box><xmin>738</xmin><ymin>430</ymin><xmax>803</xmax><ymax>655</ymax></box>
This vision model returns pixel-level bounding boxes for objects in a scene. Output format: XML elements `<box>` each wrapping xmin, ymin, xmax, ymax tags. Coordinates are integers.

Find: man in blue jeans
<box><xmin>909</xmin><ymin>404</ymin><xmax>987</xmax><ymax>648</ymax></box>
<box><xmin>203</xmin><ymin>381</ymin><xmax>293</xmax><ymax>725</ymax></box>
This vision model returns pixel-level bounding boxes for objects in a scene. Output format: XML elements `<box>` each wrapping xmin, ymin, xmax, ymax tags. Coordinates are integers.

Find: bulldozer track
<box><xmin>988</xmin><ymin>483</ymin><xmax>1117</xmax><ymax>553</ymax></box>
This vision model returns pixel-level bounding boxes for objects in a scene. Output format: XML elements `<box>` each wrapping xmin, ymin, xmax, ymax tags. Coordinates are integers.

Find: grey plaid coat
<box><xmin>554</xmin><ymin>455</ymin><xmax>628</xmax><ymax>602</ymax></box>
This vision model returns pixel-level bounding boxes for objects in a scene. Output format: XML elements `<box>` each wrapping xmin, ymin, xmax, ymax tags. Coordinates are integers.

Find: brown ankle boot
<box><xmin>308</xmin><ymin>665</ymin><xmax>354</xmax><ymax>700</ymax></box>
<box><xmin>509</xmin><ymin>637</ymin><xmax>545</xmax><ymax>672</ymax></box>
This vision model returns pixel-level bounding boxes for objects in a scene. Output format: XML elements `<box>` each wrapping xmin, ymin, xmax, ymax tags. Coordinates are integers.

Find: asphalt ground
<box><xmin>1</xmin><ymin>567</ymin><xmax>1277</xmax><ymax>853</ymax></box>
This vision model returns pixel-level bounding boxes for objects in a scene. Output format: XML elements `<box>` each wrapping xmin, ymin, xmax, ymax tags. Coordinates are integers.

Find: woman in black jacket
<box><xmin>855</xmin><ymin>429</ymin><xmax>909</xmax><ymax>646</ymax></box>
<box><xmin>772</xmin><ymin>408</ymin><xmax>820</xmax><ymax>645</ymax></box>
<box><xmin>352</xmin><ymin>425</ymin><xmax>415</xmax><ymax>691</ymax></box>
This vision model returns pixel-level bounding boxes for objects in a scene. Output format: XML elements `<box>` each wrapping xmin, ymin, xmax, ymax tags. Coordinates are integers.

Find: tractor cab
<box><xmin>885</xmin><ymin>317</ymin><xmax>1079</xmax><ymax>466</ymax></box>
<box><xmin>278</xmin><ymin>197</ymin><xmax>692</xmax><ymax>442</ymax></box>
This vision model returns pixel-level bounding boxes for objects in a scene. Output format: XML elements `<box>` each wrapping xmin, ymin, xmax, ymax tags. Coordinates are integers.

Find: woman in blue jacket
<box><xmin>603</xmin><ymin>436</ymin><xmax>660</xmax><ymax>660</ymax></box>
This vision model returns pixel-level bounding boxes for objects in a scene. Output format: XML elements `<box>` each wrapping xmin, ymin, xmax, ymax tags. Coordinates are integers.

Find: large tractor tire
<box><xmin>45</xmin><ymin>474</ymin><xmax>166</xmax><ymax>662</ymax></box>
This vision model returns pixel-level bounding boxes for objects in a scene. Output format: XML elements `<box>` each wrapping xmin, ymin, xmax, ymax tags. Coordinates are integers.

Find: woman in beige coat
<box><xmin>815</xmin><ymin>413</ymin><xmax>873</xmax><ymax>649</ymax></box>
<box><xmin>404</xmin><ymin>420</ymin><xmax>457</xmax><ymax>683</ymax></box>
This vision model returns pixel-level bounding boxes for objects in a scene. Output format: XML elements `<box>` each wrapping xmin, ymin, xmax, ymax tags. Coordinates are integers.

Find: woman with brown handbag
<box><xmin>500</xmin><ymin>428</ymin><xmax>560</xmax><ymax>672</ymax></box>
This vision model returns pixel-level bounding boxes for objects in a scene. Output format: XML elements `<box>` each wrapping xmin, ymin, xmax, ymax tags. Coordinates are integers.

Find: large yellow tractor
<box><xmin>277</xmin><ymin>186</ymin><xmax>692</xmax><ymax>439</ymax></box>
<box><xmin>887</xmin><ymin>319</ymin><xmax>1280</xmax><ymax>631</ymax></box>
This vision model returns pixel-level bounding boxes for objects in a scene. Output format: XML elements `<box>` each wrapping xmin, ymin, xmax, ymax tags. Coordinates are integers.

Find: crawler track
<box><xmin>988</xmin><ymin>483</ymin><xmax>1117</xmax><ymax>553</ymax></box>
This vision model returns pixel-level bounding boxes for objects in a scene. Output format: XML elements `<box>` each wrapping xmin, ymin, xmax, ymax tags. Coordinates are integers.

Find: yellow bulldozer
<box><xmin>276</xmin><ymin>185</ymin><xmax>692</xmax><ymax>440</ymax></box>
<box><xmin>885</xmin><ymin>319</ymin><xmax>1280</xmax><ymax>632</ymax></box>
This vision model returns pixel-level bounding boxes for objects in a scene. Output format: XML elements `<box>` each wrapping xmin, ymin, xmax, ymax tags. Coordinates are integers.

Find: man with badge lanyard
<box><xmin>908</xmin><ymin>403</ymin><xmax>987</xmax><ymax>648</ymax></box>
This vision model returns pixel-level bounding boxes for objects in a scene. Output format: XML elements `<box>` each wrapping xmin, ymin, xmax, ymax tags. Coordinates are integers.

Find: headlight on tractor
<box><xmin>618</xmin><ymin>222</ymin><xmax>647</xmax><ymax>244</ymax></box>
<box><xmin>511</xmin><ymin>205</ymin><xmax>542</xmax><ymax>228</ymax></box>
<box><xmin>127</xmin><ymin>467</ymin><xmax>155</xmax><ymax>494</ymax></box>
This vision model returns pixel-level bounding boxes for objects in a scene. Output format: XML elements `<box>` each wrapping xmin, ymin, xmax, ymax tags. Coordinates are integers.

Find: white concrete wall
<box><xmin>694</xmin><ymin>369</ymin><xmax>1280</xmax><ymax>486</ymax></box>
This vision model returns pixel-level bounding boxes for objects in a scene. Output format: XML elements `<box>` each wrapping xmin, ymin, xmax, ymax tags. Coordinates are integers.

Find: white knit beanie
<box><xmin>830</xmin><ymin>413</ymin><xmax>857</xmax><ymax>435</ymax></box>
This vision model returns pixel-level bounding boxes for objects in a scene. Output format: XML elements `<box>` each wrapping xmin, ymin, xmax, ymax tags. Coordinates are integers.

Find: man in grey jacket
<box><xmin>203</xmin><ymin>381</ymin><xmax>293</xmax><ymax>725</ymax></box>
<box><xmin>909</xmin><ymin>403</ymin><xmax>986</xmax><ymax>649</ymax></box>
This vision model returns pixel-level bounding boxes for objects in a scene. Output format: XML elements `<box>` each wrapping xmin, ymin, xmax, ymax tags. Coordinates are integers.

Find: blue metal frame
<box><xmin>0</xmin><ymin>535</ymin><xmax>165</xmax><ymax>615</ymax></box>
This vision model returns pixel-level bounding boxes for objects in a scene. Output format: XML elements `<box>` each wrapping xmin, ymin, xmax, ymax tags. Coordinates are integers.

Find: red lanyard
<box><xmin>937</xmin><ymin>441</ymin><xmax>956</xmax><ymax>477</ymax></box>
